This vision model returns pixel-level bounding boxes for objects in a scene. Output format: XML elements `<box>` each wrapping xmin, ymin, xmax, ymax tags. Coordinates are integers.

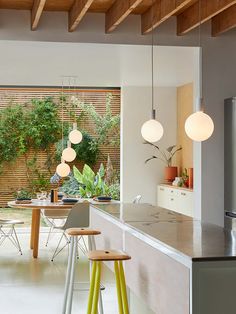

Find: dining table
<box><xmin>8</xmin><ymin>199</ymin><xmax>77</xmax><ymax>258</ymax></box>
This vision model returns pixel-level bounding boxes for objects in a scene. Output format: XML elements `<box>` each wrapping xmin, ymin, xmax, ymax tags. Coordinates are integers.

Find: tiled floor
<box><xmin>0</xmin><ymin>229</ymin><xmax>154</xmax><ymax>314</ymax></box>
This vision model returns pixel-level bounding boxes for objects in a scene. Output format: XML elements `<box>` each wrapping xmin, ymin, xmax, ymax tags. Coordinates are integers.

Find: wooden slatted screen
<box><xmin>0</xmin><ymin>87</ymin><xmax>120</xmax><ymax>207</ymax></box>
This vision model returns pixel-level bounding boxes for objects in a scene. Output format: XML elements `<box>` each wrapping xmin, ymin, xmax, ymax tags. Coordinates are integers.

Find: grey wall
<box><xmin>0</xmin><ymin>9</ymin><xmax>235</xmax><ymax>225</ymax></box>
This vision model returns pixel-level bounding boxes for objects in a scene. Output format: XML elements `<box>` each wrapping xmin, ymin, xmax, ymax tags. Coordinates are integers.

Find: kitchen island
<box><xmin>90</xmin><ymin>203</ymin><xmax>236</xmax><ymax>314</ymax></box>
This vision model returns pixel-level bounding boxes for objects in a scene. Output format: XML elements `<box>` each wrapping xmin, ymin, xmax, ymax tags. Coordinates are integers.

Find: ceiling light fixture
<box><xmin>185</xmin><ymin>0</ymin><xmax>214</xmax><ymax>142</ymax></box>
<box><xmin>141</xmin><ymin>0</ymin><xmax>163</xmax><ymax>143</ymax></box>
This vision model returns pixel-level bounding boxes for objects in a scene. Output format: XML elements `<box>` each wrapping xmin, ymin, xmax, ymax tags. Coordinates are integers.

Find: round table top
<box><xmin>8</xmin><ymin>199</ymin><xmax>79</xmax><ymax>210</ymax></box>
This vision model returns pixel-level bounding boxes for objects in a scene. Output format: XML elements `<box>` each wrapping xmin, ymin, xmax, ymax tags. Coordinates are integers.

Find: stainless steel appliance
<box><xmin>225</xmin><ymin>97</ymin><xmax>236</xmax><ymax>230</ymax></box>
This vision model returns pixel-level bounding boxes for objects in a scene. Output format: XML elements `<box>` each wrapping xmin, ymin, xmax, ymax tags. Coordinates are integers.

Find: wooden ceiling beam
<box><xmin>69</xmin><ymin>0</ymin><xmax>94</xmax><ymax>32</ymax></box>
<box><xmin>212</xmin><ymin>4</ymin><xmax>236</xmax><ymax>36</ymax></box>
<box><xmin>141</xmin><ymin>0</ymin><xmax>195</xmax><ymax>35</ymax></box>
<box><xmin>31</xmin><ymin>0</ymin><xmax>46</xmax><ymax>31</ymax></box>
<box><xmin>105</xmin><ymin>0</ymin><xmax>143</xmax><ymax>33</ymax></box>
<box><xmin>177</xmin><ymin>0</ymin><xmax>236</xmax><ymax>35</ymax></box>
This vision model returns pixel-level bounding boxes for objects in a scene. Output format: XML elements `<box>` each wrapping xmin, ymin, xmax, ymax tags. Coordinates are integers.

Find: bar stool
<box><xmin>87</xmin><ymin>250</ymin><xmax>131</xmax><ymax>314</ymax></box>
<box><xmin>62</xmin><ymin>228</ymin><xmax>104</xmax><ymax>314</ymax></box>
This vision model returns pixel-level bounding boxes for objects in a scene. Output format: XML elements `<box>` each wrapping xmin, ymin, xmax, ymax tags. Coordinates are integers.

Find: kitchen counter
<box><xmin>91</xmin><ymin>203</ymin><xmax>236</xmax><ymax>262</ymax></box>
<box><xmin>90</xmin><ymin>203</ymin><xmax>236</xmax><ymax>314</ymax></box>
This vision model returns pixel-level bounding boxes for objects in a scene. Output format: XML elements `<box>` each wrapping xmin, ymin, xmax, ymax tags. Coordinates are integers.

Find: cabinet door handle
<box><xmin>181</xmin><ymin>192</ymin><xmax>186</xmax><ymax>196</ymax></box>
<box><xmin>171</xmin><ymin>198</ymin><xmax>174</xmax><ymax>201</ymax></box>
<box><xmin>171</xmin><ymin>190</ymin><xmax>174</xmax><ymax>193</ymax></box>
<box><xmin>160</xmin><ymin>188</ymin><xmax>164</xmax><ymax>191</ymax></box>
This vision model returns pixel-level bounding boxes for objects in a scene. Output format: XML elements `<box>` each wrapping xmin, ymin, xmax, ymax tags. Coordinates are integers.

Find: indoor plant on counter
<box><xmin>144</xmin><ymin>142</ymin><xmax>182</xmax><ymax>182</ymax></box>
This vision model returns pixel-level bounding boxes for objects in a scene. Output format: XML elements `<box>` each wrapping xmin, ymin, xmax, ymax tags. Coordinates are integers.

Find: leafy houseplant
<box><xmin>144</xmin><ymin>142</ymin><xmax>182</xmax><ymax>182</ymax></box>
<box><xmin>73</xmin><ymin>164</ymin><xmax>109</xmax><ymax>198</ymax></box>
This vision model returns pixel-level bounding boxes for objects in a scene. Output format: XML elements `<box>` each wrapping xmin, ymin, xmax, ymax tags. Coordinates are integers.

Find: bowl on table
<box><xmin>93</xmin><ymin>196</ymin><xmax>112</xmax><ymax>203</ymax></box>
<box><xmin>62</xmin><ymin>198</ymin><xmax>79</xmax><ymax>205</ymax></box>
<box><xmin>16</xmin><ymin>198</ymin><xmax>32</xmax><ymax>204</ymax></box>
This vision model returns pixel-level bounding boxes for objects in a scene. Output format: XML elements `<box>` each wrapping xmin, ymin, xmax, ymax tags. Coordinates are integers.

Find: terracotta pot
<box><xmin>165</xmin><ymin>166</ymin><xmax>178</xmax><ymax>182</ymax></box>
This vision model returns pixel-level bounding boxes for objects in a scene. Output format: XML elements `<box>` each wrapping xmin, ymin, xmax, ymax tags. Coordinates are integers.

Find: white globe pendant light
<box><xmin>184</xmin><ymin>1</ymin><xmax>214</xmax><ymax>142</ymax></box>
<box><xmin>185</xmin><ymin>110</ymin><xmax>214</xmax><ymax>142</ymax></box>
<box><xmin>56</xmin><ymin>159</ymin><xmax>70</xmax><ymax>177</ymax></box>
<box><xmin>141</xmin><ymin>117</ymin><xmax>164</xmax><ymax>143</ymax></box>
<box><xmin>69</xmin><ymin>122</ymin><xmax>83</xmax><ymax>144</ymax></box>
<box><xmin>141</xmin><ymin>2</ymin><xmax>163</xmax><ymax>143</ymax></box>
<box><xmin>62</xmin><ymin>140</ymin><xmax>76</xmax><ymax>162</ymax></box>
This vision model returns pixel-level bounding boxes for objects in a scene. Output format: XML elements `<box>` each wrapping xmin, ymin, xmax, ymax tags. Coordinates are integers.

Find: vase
<box><xmin>164</xmin><ymin>166</ymin><xmax>178</xmax><ymax>182</ymax></box>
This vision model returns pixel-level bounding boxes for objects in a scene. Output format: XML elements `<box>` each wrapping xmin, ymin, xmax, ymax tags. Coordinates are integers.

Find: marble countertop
<box><xmin>91</xmin><ymin>203</ymin><xmax>236</xmax><ymax>261</ymax></box>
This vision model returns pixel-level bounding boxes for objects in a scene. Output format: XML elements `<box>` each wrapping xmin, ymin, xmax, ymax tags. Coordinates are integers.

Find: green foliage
<box><xmin>107</xmin><ymin>183</ymin><xmax>120</xmax><ymax>200</ymax></box>
<box><xmin>59</xmin><ymin>175</ymin><xmax>81</xmax><ymax>196</ymax></box>
<box><xmin>0</xmin><ymin>104</ymin><xmax>28</xmax><ymax>162</ymax></box>
<box><xmin>26</xmin><ymin>98</ymin><xmax>61</xmax><ymax>150</ymax></box>
<box><xmin>144</xmin><ymin>143</ymin><xmax>182</xmax><ymax>167</ymax></box>
<box><xmin>55</xmin><ymin>131</ymin><xmax>99</xmax><ymax>166</ymax></box>
<box><xmin>79</xmin><ymin>93</ymin><xmax>120</xmax><ymax>147</ymax></box>
<box><xmin>14</xmin><ymin>189</ymin><xmax>32</xmax><ymax>199</ymax></box>
<box><xmin>73</xmin><ymin>164</ymin><xmax>109</xmax><ymax>197</ymax></box>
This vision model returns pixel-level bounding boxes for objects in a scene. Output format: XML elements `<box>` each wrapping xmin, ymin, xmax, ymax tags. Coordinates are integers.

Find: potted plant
<box><xmin>144</xmin><ymin>142</ymin><xmax>182</xmax><ymax>182</ymax></box>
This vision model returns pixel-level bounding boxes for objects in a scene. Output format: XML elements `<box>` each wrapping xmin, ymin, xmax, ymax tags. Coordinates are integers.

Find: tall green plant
<box><xmin>79</xmin><ymin>93</ymin><xmax>120</xmax><ymax>147</ymax></box>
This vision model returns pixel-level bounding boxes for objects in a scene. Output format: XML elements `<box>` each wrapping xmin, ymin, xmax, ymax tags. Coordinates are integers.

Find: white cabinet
<box><xmin>157</xmin><ymin>185</ymin><xmax>193</xmax><ymax>217</ymax></box>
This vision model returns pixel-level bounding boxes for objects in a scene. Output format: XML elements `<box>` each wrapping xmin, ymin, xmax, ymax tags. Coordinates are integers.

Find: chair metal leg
<box><xmin>92</xmin><ymin>261</ymin><xmax>101</xmax><ymax>314</ymax></box>
<box><xmin>51</xmin><ymin>232</ymin><xmax>69</xmax><ymax>261</ymax></box>
<box><xmin>87</xmin><ymin>261</ymin><xmax>97</xmax><ymax>314</ymax></box>
<box><xmin>119</xmin><ymin>261</ymin><xmax>129</xmax><ymax>314</ymax></box>
<box><xmin>46</xmin><ymin>224</ymin><xmax>54</xmax><ymax>247</ymax></box>
<box><xmin>114</xmin><ymin>260</ymin><xmax>124</xmax><ymax>314</ymax></box>
<box><xmin>89</xmin><ymin>235</ymin><xmax>104</xmax><ymax>314</ymax></box>
<box><xmin>66</xmin><ymin>236</ymin><xmax>77</xmax><ymax>314</ymax></box>
<box><xmin>62</xmin><ymin>236</ymin><xmax>75</xmax><ymax>314</ymax></box>
<box><xmin>12</xmin><ymin>226</ymin><xmax>22</xmax><ymax>255</ymax></box>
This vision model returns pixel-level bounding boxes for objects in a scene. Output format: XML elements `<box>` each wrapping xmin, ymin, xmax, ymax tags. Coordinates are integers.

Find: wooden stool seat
<box><xmin>66</xmin><ymin>228</ymin><xmax>101</xmax><ymax>236</ymax></box>
<box><xmin>88</xmin><ymin>250</ymin><xmax>131</xmax><ymax>261</ymax></box>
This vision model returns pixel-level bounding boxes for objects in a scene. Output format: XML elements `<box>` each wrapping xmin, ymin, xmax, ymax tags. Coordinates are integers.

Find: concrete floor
<box><xmin>0</xmin><ymin>229</ymin><xmax>154</xmax><ymax>314</ymax></box>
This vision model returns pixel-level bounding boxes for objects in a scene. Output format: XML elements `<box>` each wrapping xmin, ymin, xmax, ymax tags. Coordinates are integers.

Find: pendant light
<box><xmin>68</xmin><ymin>82</ymin><xmax>83</xmax><ymax>144</ymax></box>
<box><xmin>141</xmin><ymin>0</ymin><xmax>164</xmax><ymax>143</ymax></box>
<box><xmin>56</xmin><ymin>77</ymin><xmax>71</xmax><ymax>177</ymax></box>
<box><xmin>62</xmin><ymin>140</ymin><xmax>76</xmax><ymax>162</ymax></box>
<box><xmin>185</xmin><ymin>0</ymin><xmax>214</xmax><ymax>142</ymax></box>
<box><xmin>56</xmin><ymin>158</ymin><xmax>71</xmax><ymax>177</ymax></box>
<box><xmin>61</xmin><ymin>77</ymin><xmax>77</xmax><ymax>162</ymax></box>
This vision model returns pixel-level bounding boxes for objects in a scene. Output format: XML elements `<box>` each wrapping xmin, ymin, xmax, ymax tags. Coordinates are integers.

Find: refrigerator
<box><xmin>225</xmin><ymin>97</ymin><xmax>236</xmax><ymax>230</ymax></box>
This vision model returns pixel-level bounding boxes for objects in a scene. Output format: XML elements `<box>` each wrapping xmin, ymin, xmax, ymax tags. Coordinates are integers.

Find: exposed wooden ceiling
<box><xmin>1</xmin><ymin>0</ymin><xmax>236</xmax><ymax>36</ymax></box>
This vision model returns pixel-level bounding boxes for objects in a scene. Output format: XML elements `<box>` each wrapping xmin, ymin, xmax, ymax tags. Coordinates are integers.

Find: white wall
<box><xmin>121</xmin><ymin>86</ymin><xmax>177</xmax><ymax>204</ymax></box>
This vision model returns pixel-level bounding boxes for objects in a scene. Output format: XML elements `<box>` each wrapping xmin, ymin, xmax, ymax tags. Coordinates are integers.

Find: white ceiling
<box><xmin>0</xmin><ymin>41</ymin><xmax>199</xmax><ymax>87</ymax></box>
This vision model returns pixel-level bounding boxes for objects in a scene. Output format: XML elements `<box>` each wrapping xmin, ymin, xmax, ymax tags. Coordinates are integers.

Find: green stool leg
<box><xmin>119</xmin><ymin>261</ymin><xmax>129</xmax><ymax>314</ymax></box>
<box><xmin>92</xmin><ymin>261</ymin><xmax>101</xmax><ymax>314</ymax></box>
<box><xmin>114</xmin><ymin>261</ymin><xmax>124</xmax><ymax>314</ymax></box>
<box><xmin>87</xmin><ymin>261</ymin><xmax>97</xmax><ymax>314</ymax></box>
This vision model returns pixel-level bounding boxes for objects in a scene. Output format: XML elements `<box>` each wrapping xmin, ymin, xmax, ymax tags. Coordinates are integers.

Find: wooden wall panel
<box><xmin>176</xmin><ymin>83</ymin><xmax>193</xmax><ymax>172</ymax></box>
<box><xmin>0</xmin><ymin>87</ymin><xmax>120</xmax><ymax>207</ymax></box>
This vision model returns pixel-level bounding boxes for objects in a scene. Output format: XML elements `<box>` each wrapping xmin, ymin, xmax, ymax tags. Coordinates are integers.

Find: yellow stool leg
<box><xmin>119</xmin><ymin>261</ymin><xmax>129</xmax><ymax>314</ymax></box>
<box><xmin>114</xmin><ymin>260</ymin><xmax>124</xmax><ymax>314</ymax></box>
<box><xmin>87</xmin><ymin>261</ymin><xmax>97</xmax><ymax>314</ymax></box>
<box><xmin>91</xmin><ymin>261</ymin><xmax>101</xmax><ymax>314</ymax></box>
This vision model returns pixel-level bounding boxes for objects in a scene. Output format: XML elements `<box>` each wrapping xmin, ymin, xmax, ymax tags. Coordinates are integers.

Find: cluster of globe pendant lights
<box><xmin>56</xmin><ymin>93</ymin><xmax>83</xmax><ymax>177</ymax></box>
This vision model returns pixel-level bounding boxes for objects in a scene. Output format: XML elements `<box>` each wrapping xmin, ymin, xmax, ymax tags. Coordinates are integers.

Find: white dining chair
<box><xmin>50</xmin><ymin>202</ymin><xmax>90</xmax><ymax>261</ymax></box>
<box><xmin>41</xmin><ymin>209</ymin><xmax>70</xmax><ymax>247</ymax></box>
<box><xmin>0</xmin><ymin>219</ymin><xmax>24</xmax><ymax>254</ymax></box>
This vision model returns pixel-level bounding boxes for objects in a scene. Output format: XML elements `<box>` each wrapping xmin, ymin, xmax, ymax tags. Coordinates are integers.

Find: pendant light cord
<box><xmin>61</xmin><ymin>77</ymin><xmax>64</xmax><ymax>155</ymax></box>
<box><xmin>151</xmin><ymin>0</ymin><xmax>155</xmax><ymax>119</ymax></box>
<box><xmin>198</xmin><ymin>0</ymin><xmax>204</xmax><ymax>112</ymax></box>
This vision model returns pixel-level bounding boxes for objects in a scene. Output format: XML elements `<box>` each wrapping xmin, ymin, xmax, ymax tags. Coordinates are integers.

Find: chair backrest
<box><xmin>132</xmin><ymin>195</ymin><xmax>142</xmax><ymax>204</ymax></box>
<box><xmin>42</xmin><ymin>209</ymin><xmax>70</xmax><ymax>218</ymax></box>
<box><xmin>62</xmin><ymin>202</ymin><xmax>90</xmax><ymax>230</ymax></box>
